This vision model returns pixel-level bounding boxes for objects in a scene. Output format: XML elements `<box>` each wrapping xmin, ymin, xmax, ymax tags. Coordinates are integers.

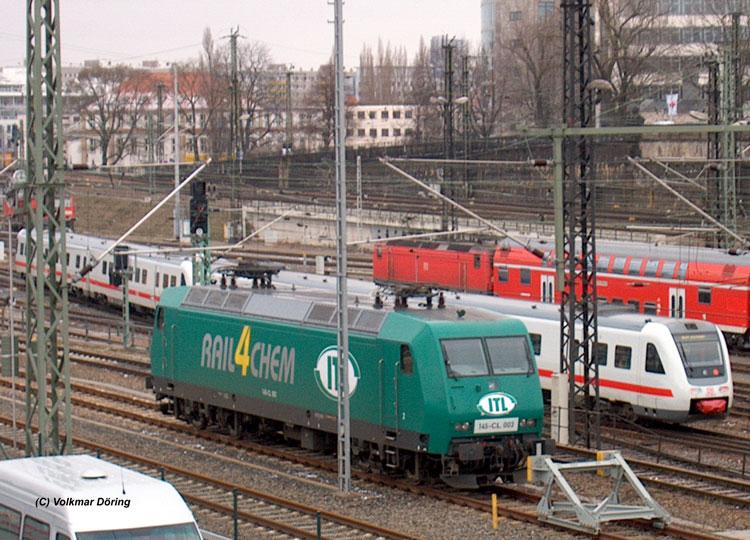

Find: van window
<box><xmin>520</xmin><ymin>268</ymin><xmax>531</xmax><ymax>285</ymax></box>
<box><xmin>529</xmin><ymin>333</ymin><xmax>542</xmax><ymax>356</ymax></box>
<box><xmin>645</xmin><ymin>343</ymin><xmax>665</xmax><ymax>374</ymax></box>
<box><xmin>0</xmin><ymin>503</ymin><xmax>21</xmax><ymax>539</ymax></box>
<box><xmin>22</xmin><ymin>516</ymin><xmax>49</xmax><ymax>540</ymax></box>
<box><xmin>614</xmin><ymin>346</ymin><xmax>632</xmax><ymax>369</ymax></box>
<box><xmin>593</xmin><ymin>342</ymin><xmax>608</xmax><ymax>366</ymax></box>
<box><xmin>400</xmin><ymin>344</ymin><xmax>413</xmax><ymax>374</ymax></box>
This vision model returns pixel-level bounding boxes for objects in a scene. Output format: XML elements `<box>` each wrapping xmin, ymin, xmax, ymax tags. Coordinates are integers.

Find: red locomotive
<box><xmin>372</xmin><ymin>239</ymin><xmax>750</xmax><ymax>346</ymax></box>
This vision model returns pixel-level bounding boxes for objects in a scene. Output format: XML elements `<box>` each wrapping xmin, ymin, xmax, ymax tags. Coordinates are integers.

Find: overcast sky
<box><xmin>0</xmin><ymin>1</ymin><xmax>480</xmax><ymax>69</ymax></box>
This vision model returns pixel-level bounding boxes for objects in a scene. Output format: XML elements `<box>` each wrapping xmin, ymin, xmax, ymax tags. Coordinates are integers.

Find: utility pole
<box><xmin>24</xmin><ymin>0</ymin><xmax>71</xmax><ymax>456</ymax></box>
<box><xmin>146</xmin><ymin>112</ymin><xmax>155</xmax><ymax>195</ymax></box>
<box><xmin>560</xmin><ymin>0</ymin><xmax>599</xmax><ymax>449</ymax></box>
<box><xmin>706</xmin><ymin>56</ymin><xmax>721</xmax><ymax>239</ymax></box>
<box><xmin>461</xmin><ymin>54</ymin><xmax>471</xmax><ymax>199</ymax></box>
<box><xmin>442</xmin><ymin>36</ymin><xmax>456</xmax><ymax>231</ymax></box>
<box><xmin>333</xmin><ymin>0</ymin><xmax>351</xmax><ymax>495</ymax></box>
<box><xmin>279</xmin><ymin>66</ymin><xmax>293</xmax><ymax>190</ymax></box>
<box><xmin>356</xmin><ymin>155</ymin><xmax>362</xmax><ymax>234</ymax></box>
<box><xmin>227</xmin><ymin>27</ymin><xmax>241</xmax><ymax>242</ymax></box>
<box><xmin>719</xmin><ymin>13</ymin><xmax>741</xmax><ymax>248</ymax></box>
<box><xmin>173</xmin><ymin>64</ymin><xmax>181</xmax><ymax>241</ymax></box>
<box><xmin>156</xmin><ymin>83</ymin><xmax>165</xmax><ymax>163</ymax></box>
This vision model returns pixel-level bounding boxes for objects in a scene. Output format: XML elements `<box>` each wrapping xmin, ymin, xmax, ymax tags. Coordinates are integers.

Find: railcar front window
<box><xmin>674</xmin><ymin>334</ymin><xmax>724</xmax><ymax>378</ymax></box>
<box><xmin>441</xmin><ymin>339</ymin><xmax>489</xmax><ymax>377</ymax></box>
<box><xmin>76</xmin><ymin>522</ymin><xmax>201</xmax><ymax>540</ymax></box>
<box><xmin>485</xmin><ymin>336</ymin><xmax>534</xmax><ymax>375</ymax></box>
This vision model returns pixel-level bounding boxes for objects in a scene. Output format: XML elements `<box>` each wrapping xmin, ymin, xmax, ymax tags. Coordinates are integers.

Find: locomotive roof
<box><xmin>175</xmin><ymin>285</ymin><xmax>510</xmax><ymax>334</ymax></box>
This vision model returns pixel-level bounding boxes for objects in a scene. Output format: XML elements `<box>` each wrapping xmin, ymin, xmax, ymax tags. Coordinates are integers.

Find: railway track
<box><xmin>0</xmin><ymin>374</ymin><xmax>736</xmax><ymax>539</ymax></box>
<box><xmin>0</xmin><ymin>425</ymin><xmax>416</xmax><ymax>540</ymax></box>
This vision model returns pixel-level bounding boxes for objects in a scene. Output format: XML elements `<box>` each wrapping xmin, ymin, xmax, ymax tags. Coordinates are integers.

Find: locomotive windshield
<box><xmin>673</xmin><ymin>333</ymin><xmax>725</xmax><ymax>378</ymax></box>
<box><xmin>441</xmin><ymin>336</ymin><xmax>533</xmax><ymax>378</ymax></box>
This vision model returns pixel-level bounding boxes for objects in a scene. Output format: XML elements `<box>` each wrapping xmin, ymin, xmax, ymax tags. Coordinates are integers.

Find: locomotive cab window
<box><xmin>698</xmin><ymin>287</ymin><xmax>711</xmax><ymax>305</ymax></box>
<box><xmin>614</xmin><ymin>345</ymin><xmax>632</xmax><ymax>369</ymax></box>
<box><xmin>486</xmin><ymin>336</ymin><xmax>534</xmax><ymax>375</ymax></box>
<box><xmin>400</xmin><ymin>344</ymin><xmax>413</xmax><ymax>374</ymax></box>
<box><xmin>520</xmin><ymin>268</ymin><xmax>531</xmax><ymax>285</ymax></box>
<box><xmin>645</xmin><ymin>343</ymin><xmax>665</xmax><ymax>374</ymax></box>
<box><xmin>529</xmin><ymin>333</ymin><xmax>542</xmax><ymax>356</ymax></box>
<box><xmin>441</xmin><ymin>338</ymin><xmax>488</xmax><ymax>377</ymax></box>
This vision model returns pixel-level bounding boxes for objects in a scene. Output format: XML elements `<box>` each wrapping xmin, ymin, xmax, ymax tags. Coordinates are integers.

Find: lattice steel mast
<box><xmin>24</xmin><ymin>0</ymin><xmax>71</xmax><ymax>456</ymax></box>
<box><xmin>561</xmin><ymin>0</ymin><xmax>599</xmax><ymax>448</ymax></box>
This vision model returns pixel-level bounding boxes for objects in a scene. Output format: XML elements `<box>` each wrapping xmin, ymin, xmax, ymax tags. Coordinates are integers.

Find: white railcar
<box><xmin>274</xmin><ymin>271</ymin><xmax>734</xmax><ymax>422</ymax></box>
<box><xmin>16</xmin><ymin>230</ymin><xmax>193</xmax><ymax>310</ymax></box>
<box><xmin>0</xmin><ymin>454</ymin><xmax>202</xmax><ymax>539</ymax></box>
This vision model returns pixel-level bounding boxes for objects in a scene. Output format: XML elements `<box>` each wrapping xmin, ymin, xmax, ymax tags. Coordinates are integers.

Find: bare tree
<box><xmin>176</xmin><ymin>61</ymin><xmax>213</xmax><ymax>162</ymax></box>
<box><xmin>307</xmin><ymin>60</ymin><xmax>335</xmax><ymax>149</ymax></box>
<box><xmin>500</xmin><ymin>11</ymin><xmax>562</xmax><ymax>128</ymax></box>
<box><xmin>594</xmin><ymin>0</ymin><xmax>664</xmax><ymax>123</ymax></box>
<box><xmin>469</xmin><ymin>52</ymin><xmax>509</xmax><ymax>139</ymax></box>
<box><xmin>233</xmin><ymin>41</ymin><xmax>275</xmax><ymax>155</ymax></box>
<box><xmin>77</xmin><ymin>65</ymin><xmax>151</xmax><ymax>166</ymax></box>
<box><xmin>199</xmin><ymin>28</ymin><xmax>228</xmax><ymax>160</ymax></box>
<box><xmin>410</xmin><ymin>36</ymin><xmax>440</xmax><ymax>142</ymax></box>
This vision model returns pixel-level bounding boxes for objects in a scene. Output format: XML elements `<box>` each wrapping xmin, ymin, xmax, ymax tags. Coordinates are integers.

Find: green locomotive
<box><xmin>150</xmin><ymin>286</ymin><xmax>550</xmax><ymax>488</ymax></box>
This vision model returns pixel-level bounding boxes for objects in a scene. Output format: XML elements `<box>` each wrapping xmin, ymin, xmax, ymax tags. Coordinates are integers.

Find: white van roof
<box><xmin>0</xmin><ymin>455</ymin><xmax>196</xmax><ymax>533</ymax></box>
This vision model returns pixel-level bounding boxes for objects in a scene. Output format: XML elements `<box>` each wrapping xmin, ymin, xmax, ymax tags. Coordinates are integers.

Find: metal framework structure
<box><xmin>560</xmin><ymin>0</ymin><xmax>599</xmax><ymax>448</ymax></box>
<box><xmin>190</xmin><ymin>180</ymin><xmax>211</xmax><ymax>285</ymax></box>
<box><xmin>706</xmin><ymin>56</ymin><xmax>721</xmax><ymax>227</ymax></box>
<box><xmin>441</xmin><ymin>37</ymin><xmax>456</xmax><ymax>231</ymax></box>
<box><xmin>332</xmin><ymin>0</ymin><xmax>351</xmax><ymax>494</ymax></box>
<box><xmin>720</xmin><ymin>12</ymin><xmax>741</xmax><ymax>248</ymax></box>
<box><xmin>24</xmin><ymin>0</ymin><xmax>71</xmax><ymax>456</ymax></box>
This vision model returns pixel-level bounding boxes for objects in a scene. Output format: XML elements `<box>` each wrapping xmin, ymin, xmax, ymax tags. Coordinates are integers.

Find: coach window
<box><xmin>56</xmin><ymin>534</ymin><xmax>71</xmax><ymax>540</ymax></box>
<box><xmin>698</xmin><ymin>287</ymin><xmax>712</xmax><ymax>305</ymax></box>
<box><xmin>529</xmin><ymin>333</ymin><xmax>542</xmax><ymax>356</ymax></box>
<box><xmin>596</xmin><ymin>256</ymin><xmax>610</xmax><ymax>272</ymax></box>
<box><xmin>0</xmin><ymin>503</ymin><xmax>21</xmax><ymax>539</ymax></box>
<box><xmin>156</xmin><ymin>272</ymin><xmax>160</xmax><ymax>287</ymax></box>
<box><xmin>611</xmin><ymin>298</ymin><xmax>623</xmax><ymax>305</ymax></box>
<box><xmin>142</xmin><ymin>269</ymin><xmax>148</xmax><ymax>284</ymax></box>
<box><xmin>611</xmin><ymin>257</ymin><xmax>626</xmax><ymax>274</ymax></box>
<box><xmin>19</xmin><ymin>242</ymin><xmax>24</xmax><ymax>256</ymax></box>
<box><xmin>135</xmin><ymin>267</ymin><xmax>141</xmax><ymax>282</ymax></box>
<box><xmin>644</xmin><ymin>302</ymin><xmax>658</xmax><ymax>315</ymax></box>
<box><xmin>102</xmin><ymin>261</ymin><xmax>108</xmax><ymax>275</ymax></box>
<box><xmin>627</xmin><ymin>258</ymin><xmax>643</xmax><ymax>275</ymax></box>
<box><xmin>21</xmin><ymin>516</ymin><xmax>50</xmax><ymax>540</ymax></box>
<box><xmin>628</xmin><ymin>300</ymin><xmax>640</xmax><ymax>312</ymax></box>
<box><xmin>473</xmin><ymin>255</ymin><xmax>481</xmax><ymax>269</ymax></box>
<box><xmin>614</xmin><ymin>345</ymin><xmax>632</xmax><ymax>369</ymax></box>
<box><xmin>661</xmin><ymin>261</ymin><xmax>676</xmax><ymax>279</ymax></box>
<box><xmin>75</xmin><ymin>254</ymin><xmax>80</xmax><ymax>268</ymax></box>
<box><xmin>644</xmin><ymin>259</ymin><xmax>659</xmax><ymax>277</ymax></box>
<box><xmin>645</xmin><ymin>343</ymin><xmax>665</xmax><ymax>374</ymax></box>
<box><xmin>593</xmin><ymin>342</ymin><xmax>608</xmax><ymax>366</ymax></box>
<box><xmin>400</xmin><ymin>344</ymin><xmax>413</xmax><ymax>374</ymax></box>
<box><xmin>163</xmin><ymin>274</ymin><xmax>169</xmax><ymax>288</ymax></box>
<box><xmin>498</xmin><ymin>266</ymin><xmax>509</xmax><ymax>282</ymax></box>
<box><xmin>520</xmin><ymin>268</ymin><xmax>531</xmax><ymax>285</ymax></box>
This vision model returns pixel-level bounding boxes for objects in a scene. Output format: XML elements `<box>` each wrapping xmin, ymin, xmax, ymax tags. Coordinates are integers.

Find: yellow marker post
<box><xmin>491</xmin><ymin>493</ymin><xmax>499</xmax><ymax>529</ymax></box>
<box><xmin>597</xmin><ymin>450</ymin><xmax>605</xmax><ymax>477</ymax></box>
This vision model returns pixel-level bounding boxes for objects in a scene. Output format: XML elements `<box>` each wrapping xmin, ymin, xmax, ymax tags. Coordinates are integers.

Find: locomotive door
<box><xmin>379</xmin><ymin>352</ymin><xmax>400</xmax><ymax>439</ymax></box>
<box><xmin>669</xmin><ymin>288</ymin><xmax>685</xmax><ymax>318</ymax></box>
<box><xmin>541</xmin><ymin>275</ymin><xmax>555</xmax><ymax>303</ymax></box>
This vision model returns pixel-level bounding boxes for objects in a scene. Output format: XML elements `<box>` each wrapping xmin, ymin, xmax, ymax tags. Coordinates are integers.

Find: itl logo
<box><xmin>477</xmin><ymin>392</ymin><xmax>517</xmax><ymax>416</ymax></box>
<box><xmin>314</xmin><ymin>346</ymin><xmax>360</xmax><ymax>400</ymax></box>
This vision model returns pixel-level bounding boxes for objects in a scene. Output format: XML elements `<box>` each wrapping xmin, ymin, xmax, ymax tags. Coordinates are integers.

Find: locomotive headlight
<box><xmin>454</xmin><ymin>422</ymin><xmax>471</xmax><ymax>432</ymax></box>
<box><xmin>519</xmin><ymin>418</ymin><xmax>537</xmax><ymax>428</ymax></box>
